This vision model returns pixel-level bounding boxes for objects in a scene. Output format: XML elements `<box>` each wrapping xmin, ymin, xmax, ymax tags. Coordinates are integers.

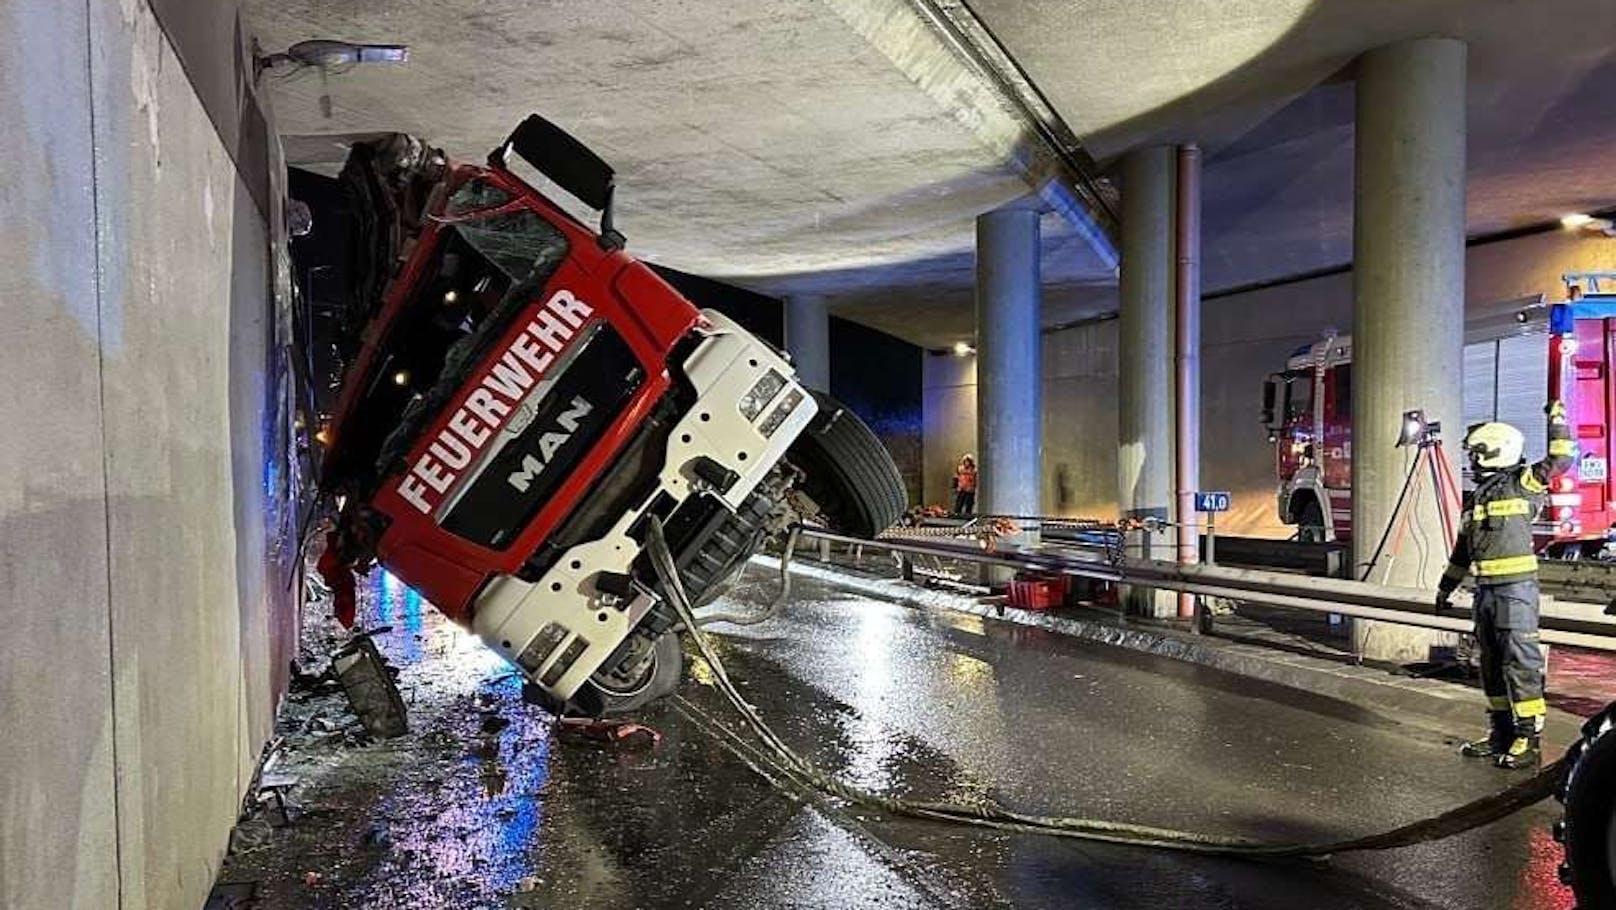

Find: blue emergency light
<box><xmin>1551</xmin><ymin>299</ymin><xmax>1616</xmax><ymax>335</ymax></box>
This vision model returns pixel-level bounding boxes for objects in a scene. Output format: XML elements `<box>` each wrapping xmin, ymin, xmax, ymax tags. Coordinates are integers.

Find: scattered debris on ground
<box><xmin>555</xmin><ymin>717</ymin><xmax>663</xmax><ymax>748</ymax></box>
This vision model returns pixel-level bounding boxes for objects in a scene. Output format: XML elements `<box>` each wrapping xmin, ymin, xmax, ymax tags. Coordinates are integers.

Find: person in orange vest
<box><xmin>951</xmin><ymin>453</ymin><xmax>978</xmax><ymax>516</ymax></box>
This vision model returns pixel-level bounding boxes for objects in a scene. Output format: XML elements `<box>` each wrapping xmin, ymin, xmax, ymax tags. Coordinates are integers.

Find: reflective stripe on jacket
<box><xmin>1440</xmin><ymin>412</ymin><xmax>1575</xmax><ymax>591</ymax></box>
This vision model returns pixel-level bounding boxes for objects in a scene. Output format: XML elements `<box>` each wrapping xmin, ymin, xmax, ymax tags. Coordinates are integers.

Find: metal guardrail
<box><xmin>914</xmin><ymin>514</ymin><xmax>1616</xmax><ymax>604</ymax></box>
<box><xmin>1194</xmin><ymin>535</ymin><xmax>1350</xmax><ymax>578</ymax></box>
<box><xmin>801</xmin><ymin>527</ymin><xmax>1616</xmax><ymax>652</ymax></box>
<box><xmin>1539</xmin><ymin>559</ymin><xmax>1616</xmax><ymax>604</ymax></box>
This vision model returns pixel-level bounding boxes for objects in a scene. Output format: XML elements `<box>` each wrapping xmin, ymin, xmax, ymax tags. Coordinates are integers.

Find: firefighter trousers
<box><xmin>1473</xmin><ymin>580</ymin><xmax>1547</xmax><ymax>722</ymax></box>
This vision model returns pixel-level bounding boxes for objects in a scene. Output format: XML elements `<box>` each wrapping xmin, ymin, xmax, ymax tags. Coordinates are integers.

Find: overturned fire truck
<box><xmin>314</xmin><ymin>114</ymin><xmax>906</xmax><ymax>717</ymax></box>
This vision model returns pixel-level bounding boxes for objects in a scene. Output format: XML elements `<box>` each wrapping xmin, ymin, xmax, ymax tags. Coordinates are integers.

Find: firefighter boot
<box><xmin>1495</xmin><ymin>718</ymin><xmax>1542</xmax><ymax>770</ymax></box>
<box><xmin>1459</xmin><ymin>711</ymin><xmax>1513</xmax><ymax>759</ymax></box>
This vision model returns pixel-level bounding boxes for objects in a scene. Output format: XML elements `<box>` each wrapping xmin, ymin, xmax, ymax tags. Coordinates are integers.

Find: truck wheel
<box><xmin>787</xmin><ymin>392</ymin><xmax>907</xmax><ymax>538</ymax></box>
<box><xmin>1561</xmin><ymin>718</ymin><xmax>1616</xmax><ymax>908</ymax></box>
<box><xmin>576</xmin><ymin>631</ymin><xmax>683</xmax><ymax>717</ymax></box>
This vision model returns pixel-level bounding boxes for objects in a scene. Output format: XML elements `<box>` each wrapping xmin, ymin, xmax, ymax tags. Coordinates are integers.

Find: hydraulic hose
<box><xmin>693</xmin><ymin>527</ymin><xmax>801</xmax><ymax>628</ymax></box>
<box><xmin>645</xmin><ymin>518</ymin><xmax>1562</xmax><ymax>859</ymax></box>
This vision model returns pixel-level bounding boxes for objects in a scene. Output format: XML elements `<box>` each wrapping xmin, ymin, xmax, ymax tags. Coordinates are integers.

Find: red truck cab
<box><xmin>314</xmin><ymin>117</ymin><xmax>892</xmax><ymax>715</ymax></box>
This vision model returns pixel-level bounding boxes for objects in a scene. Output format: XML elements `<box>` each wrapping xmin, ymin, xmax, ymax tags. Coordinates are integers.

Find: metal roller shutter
<box><xmin>1496</xmin><ymin>332</ymin><xmax>1550</xmax><ymax>463</ymax></box>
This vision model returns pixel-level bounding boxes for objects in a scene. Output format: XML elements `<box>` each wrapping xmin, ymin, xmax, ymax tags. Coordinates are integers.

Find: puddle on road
<box><xmin>217</xmin><ymin>573</ymin><xmax>562</xmax><ymax>909</ymax></box>
<box><xmin>213</xmin><ymin>568</ymin><xmax>1581</xmax><ymax>910</ymax></box>
<box><xmin>215</xmin><ymin>573</ymin><xmax>948</xmax><ymax>909</ymax></box>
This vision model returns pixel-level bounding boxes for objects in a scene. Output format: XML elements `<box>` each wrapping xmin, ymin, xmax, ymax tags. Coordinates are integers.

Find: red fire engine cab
<box><xmin>316</xmin><ymin>115</ymin><xmax>906</xmax><ymax>716</ymax></box>
<box><xmin>1263</xmin><ymin>273</ymin><xmax>1616</xmax><ymax>557</ymax></box>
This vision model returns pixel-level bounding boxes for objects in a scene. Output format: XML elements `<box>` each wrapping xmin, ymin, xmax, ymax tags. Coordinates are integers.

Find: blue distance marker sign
<box><xmin>1193</xmin><ymin>491</ymin><xmax>1232</xmax><ymax>513</ymax></box>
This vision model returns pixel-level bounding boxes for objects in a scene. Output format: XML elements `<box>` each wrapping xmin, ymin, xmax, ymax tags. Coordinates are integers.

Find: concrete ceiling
<box><xmin>248</xmin><ymin>0</ymin><xmax>1616</xmax><ymax>349</ymax></box>
<box><xmin>247</xmin><ymin>0</ymin><xmax>1091</xmax><ymax>299</ymax></box>
<box><xmin>978</xmin><ymin>0</ymin><xmax>1616</xmax><ymax>292</ymax></box>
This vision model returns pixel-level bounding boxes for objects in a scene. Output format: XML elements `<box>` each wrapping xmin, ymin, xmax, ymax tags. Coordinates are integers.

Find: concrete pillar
<box><xmin>1118</xmin><ymin>147</ymin><xmax>1178</xmax><ymax>617</ymax></box>
<box><xmin>784</xmin><ymin>295</ymin><xmax>830</xmax><ymax>392</ymax></box>
<box><xmin>975</xmin><ymin>209</ymin><xmax>1043</xmax><ymax>537</ymax></box>
<box><xmin>1352</xmin><ymin>38</ymin><xmax>1467</xmax><ymax>661</ymax></box>
<box><xmin>1174</xmin><ymin>145</ymin><xmax>1203</xmax><ymax>620</ymax></box>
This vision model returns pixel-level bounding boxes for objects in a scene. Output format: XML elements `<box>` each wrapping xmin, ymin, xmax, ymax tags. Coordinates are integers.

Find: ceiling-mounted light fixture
<box><xmin>255</xmin><ymin>39</ymin><xmax>409</xmax><ymax>80</ymax></box>
<box><xmin>952</xmin><ymin>341</ymin><xmax>975</xmax><ymax>357</ymax></box>
<box><xmin>1561</xmin><ymin>213</ymin><xmax>1616</xmax><ymax>236</ymax></box>
<box><xmin>254</xmin><ymin>39</ymin><xmax>410</xmax><ymax>118</ymax></box>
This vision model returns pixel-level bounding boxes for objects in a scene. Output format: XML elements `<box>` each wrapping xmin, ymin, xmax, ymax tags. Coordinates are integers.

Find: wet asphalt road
<box><xmin>218</xmin><ymin>568</ymin><xmax>1576</xmax><ymax>909</ymax></box>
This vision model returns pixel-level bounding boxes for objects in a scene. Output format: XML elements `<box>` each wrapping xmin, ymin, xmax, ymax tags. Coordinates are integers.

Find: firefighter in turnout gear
<box><xmin>1437</xmin><ymin>400</ymin><xmax>1574</xmax><ymax>769</ymax></box>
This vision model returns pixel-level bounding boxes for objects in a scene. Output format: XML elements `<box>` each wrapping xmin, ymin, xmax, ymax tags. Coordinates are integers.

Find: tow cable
<box><xmin>645</xmin><ymin>518</ymin><xmax>1562</xmax><ymax>859</ymax></box>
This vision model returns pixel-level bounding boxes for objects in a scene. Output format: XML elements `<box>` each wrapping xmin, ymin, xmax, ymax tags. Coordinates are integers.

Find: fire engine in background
<box><xmin>1262</xmin><ymin>273</ymin><xmax>1616</xmax><ymax>558</ymax></box>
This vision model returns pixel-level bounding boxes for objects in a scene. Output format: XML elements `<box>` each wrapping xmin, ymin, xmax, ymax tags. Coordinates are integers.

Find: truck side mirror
<box><xmin>1261</xmin><ymin>377</ymin><xmax>1277</xmax><ymax>426</ymax></box>
<box><xmin>492</xmin><ymin>114</ymin><xmax>625</xmax><ymax>251</ymax></box>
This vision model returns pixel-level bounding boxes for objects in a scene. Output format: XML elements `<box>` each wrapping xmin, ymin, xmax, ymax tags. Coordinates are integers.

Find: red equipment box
<box><xmin>1007</xmin><ymin>573</ymin><xmax>1069</xmax><ymax>610</ymax></box>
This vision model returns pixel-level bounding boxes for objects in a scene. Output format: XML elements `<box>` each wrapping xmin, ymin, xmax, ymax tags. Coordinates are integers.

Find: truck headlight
<box><xmin>759</xmin><ymin>389</ymin><xmax>804</xmax><ymax>437</ymax></box>
<box><xmin>739</xmin><ymin>370</ymin><xmax>786</xmax><ymax>421</ymax></box>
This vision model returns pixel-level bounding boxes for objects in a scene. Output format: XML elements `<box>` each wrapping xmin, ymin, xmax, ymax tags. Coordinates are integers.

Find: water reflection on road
<box><xmin>216</xmin><ymin>568</ymin><xmax>1579</xmax><ymax>909</ymax></box>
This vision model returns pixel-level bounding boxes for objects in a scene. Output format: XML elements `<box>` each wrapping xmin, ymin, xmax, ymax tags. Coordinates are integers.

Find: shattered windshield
<box><xmin>454</xmin><ymin>213</ymin><xmax>563</xmax><ymax>282</ymax></box>
<box><xmin>445</xmin><ymin>176</ymin><xmax>513</xmax><ymax>216</ymax></box>
<box><xmin>336</xmin><ymin>207</ymin><xmax>570</xmax><ymax>492</ymax></box>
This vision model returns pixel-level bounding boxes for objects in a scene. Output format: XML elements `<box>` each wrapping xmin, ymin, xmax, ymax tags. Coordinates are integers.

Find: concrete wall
<box><xmin>0</xmin><ymin>2</ymin><xmax>296</xmax><ymax>908</ymax></box>
<box><xmin>923</xmin><ymin>353</ymin><xmax>977</xmax><ymax>506</ymax></box>
<box><xmin>923</xmin><ymin>230</ymin><xmax>1616</xmax><ymax>534</ymax></box>
<box><xmin>828</xmin><ymin>317</ymin><xmax>924</xmax><ymax>507</ymax></box>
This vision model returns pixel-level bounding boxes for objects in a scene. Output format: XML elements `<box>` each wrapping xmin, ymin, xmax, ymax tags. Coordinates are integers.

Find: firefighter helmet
<box><xmin>1464</xmin><ymin>422</ymin><xmax>1525</xmax><ymax>469</ymax></box>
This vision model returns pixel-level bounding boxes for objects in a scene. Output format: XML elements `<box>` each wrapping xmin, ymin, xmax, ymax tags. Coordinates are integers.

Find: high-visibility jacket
<box><xmin>1440</xmin><ymin>412</ymin><xmax>1575</xmax><ymax>591</ymax></box>
<box><xmin>955</xmin><ymin>466</ymin><xmax>977</xmax><ymax>494</ymax></box>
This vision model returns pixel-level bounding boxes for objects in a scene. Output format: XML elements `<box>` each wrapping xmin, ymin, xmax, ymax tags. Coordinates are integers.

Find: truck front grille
<box><xmin>441</xmin><ymin>326</ymin><xmax>643</xmax><ymax>548</ymax></box>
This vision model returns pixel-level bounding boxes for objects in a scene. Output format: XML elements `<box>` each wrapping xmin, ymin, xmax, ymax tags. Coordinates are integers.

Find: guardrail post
<box><xmin>1193</xmin><ymin>512</ymin><xmax>1215</xmax><ymax>635</ymax></box>
<box><xmin>1194</xmin><ymin>598</ymin><xmax>1212</xmax><ymax>635</ymax></box>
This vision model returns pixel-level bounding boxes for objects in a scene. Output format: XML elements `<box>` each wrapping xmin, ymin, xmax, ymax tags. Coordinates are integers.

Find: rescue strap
<box><xmin>645</xmin><ymin>518</ymin><xmax>1564</xmax><ymax>859</ymax></box>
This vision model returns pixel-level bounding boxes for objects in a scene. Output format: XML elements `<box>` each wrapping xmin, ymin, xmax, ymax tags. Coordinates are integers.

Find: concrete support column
<box><xmin>975</xmin><ymin>209</ymin><xmax>1043</xmax><ymax>541</ymax></box>
<box><xmin>1118</xmin><ymin>147</ymin><xmax>1177</xmax><ymax>617</ymax></box>
<box><xmin>1174</xmin><ymin>145</ymin><xmax>1203</xmax><ymax>620</ymax></box>
<box><xmin>784</xmin><ymin>295</ymin><xmax>830</xmax><ymax>393</ymax></box>
<box><xmin>1352</xmin><ymin>38</ymin><xmax>1467</xmax><ymax>660</ymax></box>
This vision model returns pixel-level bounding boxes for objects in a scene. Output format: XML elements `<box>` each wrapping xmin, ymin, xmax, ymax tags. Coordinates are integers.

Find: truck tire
<box><xmin>1559</xmin><ymin>712</ymin><xmax>1616</xmax><ymax>908</ymax></box>
<box><xmin>787</xmin><ymin>392</ymin><xmax>907</xmax><ymax>538</ymax></box>
<box><xmin>575</xmin><ymin>631</ymin><xmax>683</xmax><ymax>717</ymax></box>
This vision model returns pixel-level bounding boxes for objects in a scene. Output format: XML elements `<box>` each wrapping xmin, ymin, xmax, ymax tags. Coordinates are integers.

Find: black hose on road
<box><xmin>645</xmin><ymin>518</ymin><xmax>1563</xmax><ymax>859</ymax></box>
<box><xmin>691</xmin><ymin>527</ymin><xmax>801</xmax><ymax>628</ymax></box>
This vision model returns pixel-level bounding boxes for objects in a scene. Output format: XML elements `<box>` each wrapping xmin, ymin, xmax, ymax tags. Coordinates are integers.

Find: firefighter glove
<box><xmin>1434</xmin><ymin>590</ymin><xmax>1452</xmax><ymax>613</ymax></box>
